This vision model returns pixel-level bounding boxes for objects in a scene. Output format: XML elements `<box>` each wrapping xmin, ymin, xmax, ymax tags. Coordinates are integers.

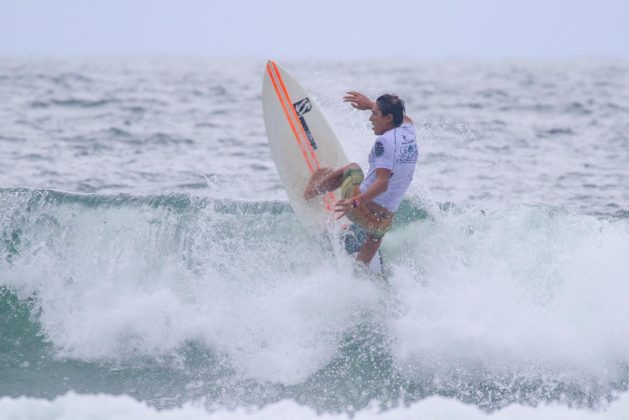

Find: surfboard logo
<box><xmin>293</xmin><ymin>98</ymin><xmax>317</xmax><ymax>150</ymax></box>
<box><xmin>293</xmin><ymin>98</ymin><xmax>312</xmax><ymax>116</ymax></box>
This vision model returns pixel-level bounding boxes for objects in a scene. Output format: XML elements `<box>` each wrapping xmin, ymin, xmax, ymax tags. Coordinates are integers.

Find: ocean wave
<box><xmin>1</xmin><ymin>188</ymin><xmax>629</xmax><ymax>410</ymax></box>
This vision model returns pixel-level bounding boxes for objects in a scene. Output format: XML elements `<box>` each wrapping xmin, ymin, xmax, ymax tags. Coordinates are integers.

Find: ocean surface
<box><xmin>1</xmin><ymin>58</ymin><xmax>629</xmax><ymax>419</ymax></box>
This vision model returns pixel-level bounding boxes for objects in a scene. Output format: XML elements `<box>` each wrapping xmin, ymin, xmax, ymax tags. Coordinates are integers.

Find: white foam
<box><xmin>1</xmin><ymin>392</ymin><xmax>629</xmax><ymax>420</ymax></box>
<box><xmin>385</xmin><ymin>206</ymin><xmax>629</xmax><ymax>384</ymax></box>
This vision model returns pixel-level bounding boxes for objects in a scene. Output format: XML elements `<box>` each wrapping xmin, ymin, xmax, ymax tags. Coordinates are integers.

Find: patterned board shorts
<box><xmin>340</xmin><ymin>167</ymin><xmax>394</xmax><ymax>239</ymax></box>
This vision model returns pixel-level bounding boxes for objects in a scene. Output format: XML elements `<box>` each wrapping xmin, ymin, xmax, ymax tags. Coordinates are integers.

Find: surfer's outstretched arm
<box><xmin>344</xmin><ymin>91</ymin><xmax>413</xmax><ymax>124</ymax></box>
<box><xmin>343</xmin><ymin>91</ymin><xmax>373</xmax><ymax>110</ymax></box>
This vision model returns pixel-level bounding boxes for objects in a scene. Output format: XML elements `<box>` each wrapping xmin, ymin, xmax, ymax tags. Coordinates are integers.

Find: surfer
<box><xmin>304</xmin><ymin>91</ymin><xmax>418</xmax><ymax>265</ymax></box>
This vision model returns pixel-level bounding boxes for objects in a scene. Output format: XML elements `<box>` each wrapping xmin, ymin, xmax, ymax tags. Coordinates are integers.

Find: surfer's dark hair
<box><xmin>376</xmin><ymin>94</ymin><xmax>405</xmax><ymax>127</ymax></box>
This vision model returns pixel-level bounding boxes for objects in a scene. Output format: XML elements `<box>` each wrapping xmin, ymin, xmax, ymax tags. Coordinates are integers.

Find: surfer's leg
<box><xmin>304</xmin><ymin>163</ymin><xmax>360</xmax><ymax>199</ymax></box>
<box><xmin>356</xmin><ymin>234</ymin><xmax>382</xmax><ymax>265</ymax></box>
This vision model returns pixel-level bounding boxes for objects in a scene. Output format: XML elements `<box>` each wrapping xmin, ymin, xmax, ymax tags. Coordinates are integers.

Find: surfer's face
<box><xmin>369</xmin><ymin>103</ymin><xmax>393</xmax><ymax>136</ymax></box>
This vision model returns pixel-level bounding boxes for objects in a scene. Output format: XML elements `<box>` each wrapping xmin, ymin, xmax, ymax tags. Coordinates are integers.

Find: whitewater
<box><xmin>1</xmin><ymin>58</ymin><xmax>628</xmax><ymax>419</ymax></box>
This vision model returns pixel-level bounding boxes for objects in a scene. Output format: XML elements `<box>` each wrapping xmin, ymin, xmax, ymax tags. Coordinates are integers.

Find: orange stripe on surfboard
<box><xmin>268</xmin><ymin>61</ymin><xmax>337</xmax><ymax>210</ymax></box>
<box><xmin>266</xmin><ymin>62</ymin><xmax>315</xmax><ymax>175</ymax></box>
<box><xmin>270</xmin><ymin>61</ymin><xmax>322</xmax><ymax>170</ymax></box>
<box><xmin>267</xmin><ymin>61</ymin><xmax>335</xmax><ymax>212</ymax></box>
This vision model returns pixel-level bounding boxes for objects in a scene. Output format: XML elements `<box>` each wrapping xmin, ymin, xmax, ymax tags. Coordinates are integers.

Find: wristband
<box><xmin>352</xmin><ymin>197</ymin><xmax>360</xmax><ymax>208</ymax></box>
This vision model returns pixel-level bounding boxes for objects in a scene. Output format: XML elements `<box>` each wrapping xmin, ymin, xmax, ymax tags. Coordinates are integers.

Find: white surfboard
<box><xmin>262</xmin><ymin>60</ymin><xmax>382</xmax><ymax>273</ymax></box>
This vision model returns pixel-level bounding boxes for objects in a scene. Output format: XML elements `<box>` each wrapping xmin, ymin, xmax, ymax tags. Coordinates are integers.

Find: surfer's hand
<box><xmin>343</xmin><ymin>91</ymin><xmax>373</xmax><ymax>111</ymax></box>
<box><xmin>334</xmin><ymin>199</ymin><xmax>353</xmax><ymax>219</ymax></box>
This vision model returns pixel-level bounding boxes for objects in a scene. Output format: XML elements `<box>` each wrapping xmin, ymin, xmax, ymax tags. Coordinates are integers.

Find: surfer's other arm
<box><xmin>334</xmin><ymin>168</ymin><xmax>390</xmax><ymax>219</ymax></box>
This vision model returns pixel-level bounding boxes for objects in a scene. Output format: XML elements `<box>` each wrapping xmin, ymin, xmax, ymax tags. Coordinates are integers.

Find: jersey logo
<box><xmin>397</xmin><ymin>143</ymin><xmax>418</xmax><ymax>163</ymax></box>
<box><xmin>374</xmin><ymin>141</ymin><xmax>385</xmax><ymax>157</ymax></box>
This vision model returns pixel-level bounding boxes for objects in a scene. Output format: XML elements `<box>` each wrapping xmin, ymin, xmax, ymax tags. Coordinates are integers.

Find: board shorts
<box><xmin>340</xmin><ymin>167</ymin><xmax>394</xmax><ymax>239</ymax></box>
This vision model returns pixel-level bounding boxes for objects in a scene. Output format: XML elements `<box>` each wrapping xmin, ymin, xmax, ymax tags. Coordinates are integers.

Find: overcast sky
<box><xmin>1</xmin><ymin>0</ymin><xmax>628</xmax><ymax>59</ymax></box>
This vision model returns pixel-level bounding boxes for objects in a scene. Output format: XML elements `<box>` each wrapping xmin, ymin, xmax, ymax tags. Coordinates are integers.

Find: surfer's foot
<box><xmin>304</xmin><ymin>168</ymin><xmax>334</xmax><ymax>199</ymax></box>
